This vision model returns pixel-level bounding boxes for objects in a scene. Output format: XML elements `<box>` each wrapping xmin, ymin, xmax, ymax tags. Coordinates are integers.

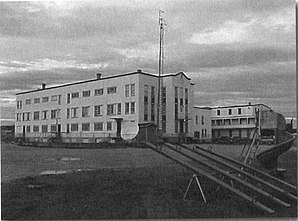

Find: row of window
<box><xmin>17</xmin><ymin>84</ymin><xmax>134</xmax><ymax>109</ymax></box>
<box><xmin>212</xmin><ymin>117</ymin><xmax>255</xmax><ymax>126</ymax></box>
<box><xmin>217</xmin><ymin>108</ymin><xmax>242</xmax><ymax>116</ymax></box>
<box><xmin>16</xmin><ymin>102</ymin><xmax>136</xmax><ymax>122</ymax></box>
<box><xmin>16</xmin><ymin>109</ymin><xmax>60</xmax><ymax>122</ymax></box>
<box><xmin>23</xmin><ymin>122</ymin><xmax>114</xmax><ymax>133</ymax></box>
<box><xmin>17</xmin><ymin>95</ymin><xmax>61</xmax><ymax>109</ymax></box>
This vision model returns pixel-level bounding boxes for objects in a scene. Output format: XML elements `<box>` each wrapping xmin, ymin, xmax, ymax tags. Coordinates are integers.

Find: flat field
<box><xmin>1</xmin><ymin>142</ymin><xmax>297</xmax><ymax>219</ymax></box>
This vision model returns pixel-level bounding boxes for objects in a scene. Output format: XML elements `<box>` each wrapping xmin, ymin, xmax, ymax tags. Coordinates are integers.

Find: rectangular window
<box><xmin>82</xmin><ymin>123</ymin><xmax>90</xmax><ymax>131</ymax></box>
<box><xmin>82</xmin><ymin>90</ymin><xmax>91</xmax><ymax>97</ymax></box>
<box><xmin>107</xmin><ymin>87</ymin><xmax>117</xmax><ymax>94</ymax></box>
<box><xmin>238</xmin><ymin>108</ymin><xmax>242</xmax><ymax>114</ymax></box>
<box><xmin>201</xmin><ymin>116</ymin><xmax>204</xmax><ymax>125</ymax></box>
<box><xmin>144</xmin><ymin>103</ymin><xmax>148</xmax><ymax>121</ymax></box>
<box><xmin>94</xmin><ymin>122</ymin><xmax>103</xmax><ymax>131</ymax></box>
<box><xmin>26</xmin><ymin>125</ymin><xmax>30</xmax><ymax>132</ymax></box>
<box><xmin>67</xmin><ymin>94</ymin><xmax>71</xmax><ymax>104</ymax></box>
<box><xmin>42</xmin><ymin>125</ymin><xmax>48</xmax><ymax>133</ymax></box>
<box><xmin>107</xmin><ymin>104</ymin><xmax>116</xmax><ymax>116</ymax></box>
<box><xmin>51</xmin><ymin>95</ymin><xmax>58</xmax><ymax>101</ymax></box>
<box><xmin>42</xmin><ymin>97</ymin><xmax>49</xmax><ymax>102</ymax></box>
<box><xmin>180</xmin><ymin>98</ymin><xmax>183</xmax><ymax>112</ymax></box>
<box><xmin>33</xmin><ymin>111</ymin><xmax>39</xmax><ymax>120</ymax></box>
<box><xmin>94</xmin><ymin>88</ymin><xmax>103</xmax><ymax>96</ymax></box>
<box><xmin>51</xmin><ymin>125</ymin><xmax>57</xmax><ymax>132</ymax></box>
<box><xmin>82</xmin><ymin>106</ymin><xmax>90</xmax><ymax>117</ymax></box>
<box><xmin>71</xmin><ymin>107</ymin><xmax>78</xmax><ymax>118</ymax></box>
<box><xmin>162</xmin><ymin>122</ymin><xmax>166</xmax><ymax>133</ymax></box>
<box><xmin>144</xmin><ymin>85</ymin><xmax>149</xmax><ymax>103</ymax></box>
<box><xmin>125</xmin><ymin>85</ymin><xmax>129</xmax><ymax>97</ymax></box>
<box><xmin>162</xmin><ymin>87</ymin><xmax>166</xmax><ymax>103</ymax></box>
<box><xmin>18</xmin><ymin>101</ymin><xmax>23</xmax><ymax>109</ymax></box>
<box><xmin>175</xmin><ymin>121</ymin><xmax>178</xmax><ymax>133</ymax></box>
<box><xmin>196</xmin><ymin>116</ymin><xmax>198</xmax><ymax>125</ymax></box>
<box><xmin>117</xmin><ymin>103</ymin><xmax>121</xmax><ymax>115</ymax></box>
<box><xmin>34</xmin><ymin>98</ymin><xmax>40</xmax><ymax>104</ymax></box>
<box><xmin>25</xmin><ymin>99</ymin><xmax>31</xmax><ymax>105</ymax></box>
<box><xmin>175</xmin><ymin>87</ymin><xmax>178</xmax><ymax>98</ymax></box>
<box><xmin>66</xmin><ymin>108</ymin><xmax>70</xmax><ymax>118</ymax></box>
<box><xmin>131</xmin><ymin>84</ymin><xmax>135</xmax><ymax>96</ymax></box>
<box><xmin>107</xmin><ymin>122</ymin><xmax>112</xmax><ymax>131</ymax></box>
<box><xmin>66</xmin><ymin>124</ymin><xmax>70</xmax><ymax>133</ymax></box>
<box><xmin>125</xmin><ymin>102</ymin><xmax>129</xmax><ymax>115</ymax></box>
<box><xmin>33</xmin><ymin>125</ymin><xmax>39</xmax><ymax>132</ymax></box>
<box><xmin>72</xmin><ymin>92</ymin><xmax>79</xmax><ymax>98</ymax></box>
<box><xmin>131</xmin><ymin>102</ymin><xmax>135</xmax><ymax>114</ymax></box>
<box><xmin>151</xmin><ymin>86</ymin><xmax>155</xmax><ymax>103</ymax></box>
<box><xmin>151</xmin><ymin>103</ymin><xmax>155</xmax><ymax>122</ymax></box>
<box><xmin>179</xmin><ymin>87</ymin><xmax>183</xmax><ymax>98</ymax></box>
<box><xmin>24</xmin><ymin>112</ymin><xmax>30</xmax><ymax>121</ymax></box>
<box><xmin>51</xmin><ymin>109</ymin><xmax>58</xmax><ymax>119</ymax></box>
<box><xmin>71</xmin><ymin>123</ymin><xmax>78</xmax><ymax>131</ymax></box>
<box><xmin>94</xmin><ymin>105</ymin><xmax>103</xmax><ymax>117</ymax></box>
<box><xmin>228</xmin><ymin>109</ymin><xmax>232</xmax><ymax>115</ymax></box>
<box><xmin>217</xmin><ymin>110</ymin><xmax>220</xmax><ymax>116</ymax></box>
<box><xmin>42</xmin><ymin>110</ymin><xmax>48</xmax><ymax>120</ymax></box>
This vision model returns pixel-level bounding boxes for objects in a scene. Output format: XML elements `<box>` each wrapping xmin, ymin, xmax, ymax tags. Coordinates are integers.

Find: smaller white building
<box><xmin>193</xmin><ymin>106</ymin><xmax>212</xmax><ymax>142</ymax></box>
<box><xmin>211</xmin><ymin>103</ymin><xmax>271</xmax><ymax>139</ymax></box>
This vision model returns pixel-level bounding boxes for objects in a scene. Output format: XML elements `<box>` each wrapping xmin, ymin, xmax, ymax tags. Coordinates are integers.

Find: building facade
<box><xmin>193</xmin><ymin>107</ymin><xmax>212</xmax><ymax>142</ymax></box>
<box><xmin>15</xmin><ymin>70</ymin><xmax>194</xmax><ymax>143</ymax></box>
<box><xmin>211</xmin><ymin>103</ymin><xmax>272</xmax><ymax>139</ymax></box>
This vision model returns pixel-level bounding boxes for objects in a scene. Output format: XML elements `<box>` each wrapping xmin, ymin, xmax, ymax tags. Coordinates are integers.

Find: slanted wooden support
<box><xmin>143</xmin><ymin>142</ymin><xmax>276</xmax><ymax>214</ymax></box>
<box><xmin>179</xmin><ymin>144</ymin><xmax>297</xmax><ymax>202</ymax></box>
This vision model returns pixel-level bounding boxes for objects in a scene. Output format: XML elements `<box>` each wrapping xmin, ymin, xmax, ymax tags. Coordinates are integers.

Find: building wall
<box><xmin>210</xmin><ymin>104</ymin><xmax>272</xmax><ymax>139</ymax></box>
<box><xmin>193</xmin><ymin>107</ymin><xmax>212</xmax><ymax>141</ymax></box>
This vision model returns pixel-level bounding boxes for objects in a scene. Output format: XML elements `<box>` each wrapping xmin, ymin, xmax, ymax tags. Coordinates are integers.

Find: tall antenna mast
<box><xmin>157</xmin><ymin>10</ymin><xmax>165</xmax><ymax>132</ymax></box>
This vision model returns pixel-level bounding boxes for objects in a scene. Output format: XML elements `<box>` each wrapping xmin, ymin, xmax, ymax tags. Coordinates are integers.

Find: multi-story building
<box><xmin>211</xmin><ymin>103</ymin><xmax>272</xmax><ymax>139</ymax></box>
<box><xmin>15</xmin><ymin>70</ymin><xmax>194</xmax><ymax>143</ymax></box>
<box><xmin>193</xmin><ymin>106</ymin><xmax>212</xmax><ymax>142</ymax></box>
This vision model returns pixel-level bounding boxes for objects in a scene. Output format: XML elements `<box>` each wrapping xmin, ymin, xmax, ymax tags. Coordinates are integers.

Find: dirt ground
<box><xmin>1</xmin><ymin>142</ymin><xmax>297</xmax><ymax>219</ymax></box>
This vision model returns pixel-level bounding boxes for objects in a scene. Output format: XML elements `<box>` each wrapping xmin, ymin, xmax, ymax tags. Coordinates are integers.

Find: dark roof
<box><xmin>210</xmin><ymin>103</ymin><xmax>272</xmax><ymax>110</ymax></box>
<box><xmin>16</xmin><ymin>71</ymin><xmax>192</xmax><ymax>95</ymax></box>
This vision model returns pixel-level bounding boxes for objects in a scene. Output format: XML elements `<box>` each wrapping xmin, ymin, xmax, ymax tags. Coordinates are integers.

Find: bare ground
<box><xmin>1</xmin><ymin>142</ymin><xmax>297</xmax><ymax>219</ymax></box>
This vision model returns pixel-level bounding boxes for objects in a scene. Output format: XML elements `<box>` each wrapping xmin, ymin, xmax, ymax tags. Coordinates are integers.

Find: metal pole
<box><xmin>157</xmin><ymin>10</ymin><xmax>165</xmax><ymax>133</ymax></box>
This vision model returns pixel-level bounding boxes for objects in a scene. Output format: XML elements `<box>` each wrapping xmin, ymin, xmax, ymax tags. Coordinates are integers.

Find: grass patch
<box><xmin>2</xmin><ymin>161</ymin><xmax>297</xmax><ymax>219</ymax></box>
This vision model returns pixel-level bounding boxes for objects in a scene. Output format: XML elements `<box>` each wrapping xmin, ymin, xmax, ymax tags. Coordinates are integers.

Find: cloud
<box><xmin>189</xmin><ymin>20</ymin><xmax>254</xmax><ymax>45</ymax></box>
<box><xmin>0</xmin><ymin>59</ymin><xmax>108</xmax><ymax>74</ymax></box>
<box><xmin>0</xmin><ymin>0</ymin><xmax>295</xmax><ymax>120</ymax></box>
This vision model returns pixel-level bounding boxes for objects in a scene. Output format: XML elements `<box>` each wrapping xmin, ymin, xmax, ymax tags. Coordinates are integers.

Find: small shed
<box><xmin>136</xmin><ymin>123</ymin><xmax>158</xmax><ymax>143</ymax></box>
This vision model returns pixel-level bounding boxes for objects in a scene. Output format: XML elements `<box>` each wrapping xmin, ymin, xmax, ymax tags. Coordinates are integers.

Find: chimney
<box><xmin>137</xmin><ymin>69</ymin><xmax>142</xmax><ymax>73</ymax></box>
<box><xmin>41</xmin><ymin>83</ymin><xmax>46</xmax><ymax>89</ymax></box>
<box><xmin>96</xmin><ymin>73</ymin><xmax>102</xmax><ymax>79</ymax></box>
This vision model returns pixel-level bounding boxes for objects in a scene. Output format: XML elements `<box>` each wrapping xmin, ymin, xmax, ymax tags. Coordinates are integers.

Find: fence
<box><xmin>15</xmin><ymin>132</ymin><xmax>139</xmax><ymax>144</ymax></box>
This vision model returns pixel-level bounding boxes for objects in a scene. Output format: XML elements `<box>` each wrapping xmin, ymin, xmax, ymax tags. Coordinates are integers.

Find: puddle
<box><xmin>45</xmin><ymin>157</ymin><xmax>81</xmax><ymax>162</ymax></box>
<box><xmin>27</xmin><ymin>184</ymin><xmax>43</xmax><ymax>189</ymax></box>
<box><xmin>40</xmin><ymin>168</ymin><xmax>94</xmax><ymax>175</ymax></box>
<box><xmin>60</xmin><ymin>157</ymin><xmax>81</xmax><ymax>161</ymax></box>
<box><xmin>40</xmin><ymin>170</ymin><xmax>68</xmax><ymax>175</ymax></box>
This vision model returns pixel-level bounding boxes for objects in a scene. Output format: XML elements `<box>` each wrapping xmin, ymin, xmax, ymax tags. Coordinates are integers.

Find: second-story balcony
<box><xmin>211</xmin><ymin>116</ymin><xmax>256</xmax><ymax>129</ymax></box>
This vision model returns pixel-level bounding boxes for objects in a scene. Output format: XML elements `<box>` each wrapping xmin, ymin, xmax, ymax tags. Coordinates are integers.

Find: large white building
<box><xmin>15</xmin><ymin>70</ymin><xmax>194</xmax><ymax>143</ymax></box>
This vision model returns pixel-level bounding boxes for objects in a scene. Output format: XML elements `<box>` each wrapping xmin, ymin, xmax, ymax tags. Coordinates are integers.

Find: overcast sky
<box><xmin>0</xmin><ymin>0</ymin><xmax>295</xmax><ymax>124</ymax></box>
